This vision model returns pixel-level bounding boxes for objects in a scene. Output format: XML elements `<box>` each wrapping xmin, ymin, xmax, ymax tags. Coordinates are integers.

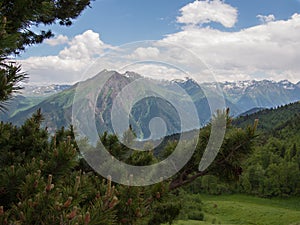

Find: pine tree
<box><xmin>0</xmin><ymin>110</ymin><xmax>183</xmax><ymax>224</ymax></box>
<box><xmin>0</xmin><ymin>0</ymin><xmax>91</xmax><ymax>107</ymax></box>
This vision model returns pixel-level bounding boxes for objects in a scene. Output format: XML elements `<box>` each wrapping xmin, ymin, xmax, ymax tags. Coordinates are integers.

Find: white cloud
<box><xmin>177</xmin><ymin>0</ymin><xmax>238</xmax><ymax>28</ymax></box>
<box><xmin>44</xmin><ymin>35</ymin><xmax>69</xmax><ymax>46</ymax></box>
<box><xmin>59</xmin><ymin>30</ymin><xmax>110</xmax><ymax>59</ymax></box>
<box><xmin>18</xmin><ymin>5</ymin><xmax>300</xmax><ymax>84</ymax></box>
<box><xmin>119</xmin><ymin>63</ymin><xmax>185</xmax><ymax>80</ymax></box>
<box><xmin>161</xmin><ymin>13</ymin><xmax>300</xmax><ymax>83</ymax></box>
<box><xmin>257</xmin><ymin>14</ymin><xmax>276</xmax><ymax>24</ymax></box>
<box><xmin>129</xmin><ymin>47</ymin><xmax>160</xmax><ymax>59</ymax></box>
<box><xmin>19</xmin><ymin>30</ymin><xmax>112</xmax><ymax>84</ymax></box>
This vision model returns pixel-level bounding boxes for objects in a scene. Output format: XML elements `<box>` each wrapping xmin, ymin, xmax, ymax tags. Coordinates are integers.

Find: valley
<box><xmin>2</xmin><ymin>70</ymin><xmax>300</xmax><ymax>140</ymax></box>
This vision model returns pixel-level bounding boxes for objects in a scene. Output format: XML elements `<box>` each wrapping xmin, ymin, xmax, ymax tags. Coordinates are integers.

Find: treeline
<box><xmin>0</xmin><ymin>110</ymin><xmax>181</xmax><ymax>225</ymax></box>
<box><xmin>233</xmin><ymin>101</ymin><xmax>300</xmax><ymax>132</ymax></box>
<box><xmin>187</xmin><ymin>103</ymin><xmax>300</xmax><ymax>197</ymax></box>
<box><xmin>186</xmin><ymin>139</ymin><xmax>300</xmax><ymax>197</ymax></box>
<box><xmin>0</xmin><ymin>109</ymin><xmax>257</xmax><ymax>224</ymax></box>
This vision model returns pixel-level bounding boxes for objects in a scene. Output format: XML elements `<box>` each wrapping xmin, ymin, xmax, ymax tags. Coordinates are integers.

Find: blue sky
<box><xmin>19</xmin><ymin>0</ymin><xmax>300</xmax><ymax>84</ymax></box>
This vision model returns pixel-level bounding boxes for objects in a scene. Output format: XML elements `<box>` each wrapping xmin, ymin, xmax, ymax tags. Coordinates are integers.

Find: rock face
<box><xmin>2</xmin><ymin>70</ymin><xmax>300</xmax><ymax>139</ymax></box>
<box><xmin>216</xmin><ymin>79</ymin><xmax>300</xmax><ymax>112</ymax></box>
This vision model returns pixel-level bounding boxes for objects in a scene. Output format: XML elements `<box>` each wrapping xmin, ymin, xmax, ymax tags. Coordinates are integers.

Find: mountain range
<box><xmin>1</xmin><ymin>70</ymin><xmax>300</xmax><ymax>139</ymax></box>
<box><xmin>21</xmin><ymin>84</ymin><xmax>72</xmax><ymax>96</ymax></box>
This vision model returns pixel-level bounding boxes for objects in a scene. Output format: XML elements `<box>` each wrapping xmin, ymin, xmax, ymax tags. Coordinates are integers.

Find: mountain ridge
<box><xmin>2</xmin><ymin>70</ymin><xmax>300</xmax><ymax>138</ymax></box>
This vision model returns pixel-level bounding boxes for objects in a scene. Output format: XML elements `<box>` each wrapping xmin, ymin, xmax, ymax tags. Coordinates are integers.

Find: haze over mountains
<box><xmin>2</xmin><ymin>70</ymin><xmax>300</xmax><ymax>139</ymax></box>
<box><xmin>21</xmin><ymin>84</ymin><xmax>71</xmax><ymax>97</ymax></box>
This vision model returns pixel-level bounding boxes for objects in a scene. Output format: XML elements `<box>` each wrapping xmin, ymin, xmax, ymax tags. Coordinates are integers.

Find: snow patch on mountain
<box><xmin>22</xmin><ymin>84</ymin><xmax>72</xmax><ymax>96</ymax></box>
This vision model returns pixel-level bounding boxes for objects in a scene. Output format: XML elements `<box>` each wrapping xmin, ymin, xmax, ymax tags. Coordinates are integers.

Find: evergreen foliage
<box><xmin>0</xmin><ymin>0</ymin><xmax>91</xmax><ymax>108</ymax></box>
<box><xmin>189</xmin><ymin>102</ymin><xmax>300</xmax><ymax>197</ymax></box>
<box><xmin>0</xmin><ymin>110</ymin><xmax>181</xmax><ymax>224</ymax></box>
<box><xmin>0</xmin><ymin>0</ymin><xmax>279</xmax><ymax>223</ymax></box>
<box><xmin>0</xmin><ymin>108</ymin><xmax>257</xmax><ymax>224</ymax></box>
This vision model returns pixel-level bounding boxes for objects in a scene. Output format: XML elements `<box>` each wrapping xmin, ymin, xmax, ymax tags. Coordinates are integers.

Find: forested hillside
<box><xmin>188</xmin><ymin>101</ymin><xmax>300</xmax><ymax>197</ymax></box>
<box><xmin>233</xmin><ymin>101</ymin><xmax>300</xmax><ymax>132</ymax></box>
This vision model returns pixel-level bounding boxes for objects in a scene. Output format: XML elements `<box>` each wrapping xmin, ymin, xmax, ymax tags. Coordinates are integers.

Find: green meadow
<box><xmin>174</xmin><ymin>194</ymin><xmax>300</xmax><ymax>225</ymax></box>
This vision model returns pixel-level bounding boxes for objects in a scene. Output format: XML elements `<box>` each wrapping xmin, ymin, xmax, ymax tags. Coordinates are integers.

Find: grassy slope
<box><xmin>174</xmin><ymin>194</ymin><xmax>300</xmax><ymax>225</ymax></box>
<box><xmin>10</xmin><ymin>96</ymin><xmax>46</xmax><ymax>117</ymax></box>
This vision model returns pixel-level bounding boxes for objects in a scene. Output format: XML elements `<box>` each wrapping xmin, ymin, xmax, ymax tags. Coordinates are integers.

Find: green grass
<box><xmin>10</xmin><ymin>96</ymin><xmax>46</xmax><ymax>117</ymax></box>
<box><xmin>174</xmin><ymin>194</ymin><xmax>300</xmax><ymax>225</ymax></box>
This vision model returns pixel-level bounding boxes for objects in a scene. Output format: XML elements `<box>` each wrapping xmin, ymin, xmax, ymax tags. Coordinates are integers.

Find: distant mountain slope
<box><xmin>212</xmin><ymin>79</ymin><xmax>300</xmax><ymax>112</ymax></box>
<box><xmin>7</xmin><ymin>86</ymin><xmax>77</xmax><ymax>132</ymax></box>
<box><xmin>22</xmin><ymin>84</ymin><xmax>72</xmax><ymax>96</ymax></box>
<box><xmin>237</xmin><ymin>107</ymin><xmax>266</xmax><ymax>117</ymax></box>
<box><xmin>2</xmin><ymin>71</ymin><xmax>300</xmax><ymax>139</ymax></box>
<box><xmin>0</xmin><ymin>95</ymin><xmax>45</xmax><ymax>121</ymax></box>
<box><xmin>233</xmin><ymin>101</ymin><xmax>300</xmax><ymax>132</ymax></box>
<box><xmin>5</xmin><ymin>70</ymin><xmax>232</xmax><ymax>138</ymax></box>
<box><xmin>0</xmin><ymin>84</ymin><xmax>72</xmax><ymax>122</ymax></box>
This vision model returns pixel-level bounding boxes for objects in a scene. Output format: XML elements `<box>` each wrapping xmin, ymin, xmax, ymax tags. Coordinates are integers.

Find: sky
<box><xmin>18</xmin><ymin>0</ymin><xmax>300</xmax><ymax>84</ymax></box>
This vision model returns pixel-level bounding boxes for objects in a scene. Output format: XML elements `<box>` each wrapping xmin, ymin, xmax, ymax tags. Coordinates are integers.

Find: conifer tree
<box><xmin>0</xmin><ymin>0</ymin><xmax>92</xmax><ymax>107</ymax></box>
<box><xmin>0</xmin><ymin>110</ymin><xmax>183</xmax><ymax>224</ymax></box>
